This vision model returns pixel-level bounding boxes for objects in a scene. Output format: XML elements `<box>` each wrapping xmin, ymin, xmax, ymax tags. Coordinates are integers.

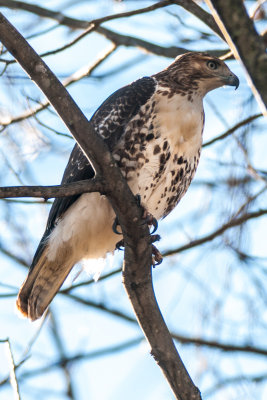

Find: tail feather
<box><xmin>16</xmin><ymin>247</ymin><xmax>74</xmax><ymax>321</ymax></box>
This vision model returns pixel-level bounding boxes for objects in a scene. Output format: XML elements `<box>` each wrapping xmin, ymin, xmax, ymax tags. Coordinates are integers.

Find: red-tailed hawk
<box><xmin>17</xmin><ymin>52</ymin><xmax>239</xmax><ymax>320</ymax></box>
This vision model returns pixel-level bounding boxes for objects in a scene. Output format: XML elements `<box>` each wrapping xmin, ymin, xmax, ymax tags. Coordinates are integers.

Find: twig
<box><xmin>0</xmin><ymin>0</ymin><xmax>229</xmax><ymax>62</ymax></box>
<box><xmin>0</xmin><ymin>1</ymin><xmax>209</xmax><ymax>32</ymax></box>
<box><xmin>164</xmin><ymin>209</ymin><xmax>267</xmax><ymax>257</ymax></box>
<box><xmin>58</xmin><ymin>293</ymin><xmax>267</xmax><ymax>357</ymax></box>
<box><xmin>96</xmin><ymin>26</ymin><xmax>226</xmax><ymax>58</ymax></box>
<box><xmin>203</xmin><ymin>113</ymin><xmax>262</xmax><ymax>147</ymax></box>
<box><xmin>0</xmin><ymin>245</ymin><xmax>29</xmax><ymax>267</ymax></box>
<box><xmin>49</xmin><ymin>310</ymin><xmax>77</xmax><ymax>399</ymax></box>
<box><xmin>0</xmin><ymin>339</ymin><xmax>20</xmax><ymax>399</ymax></box>
<box><xmin>0</xmin><ymin>43</ymin><xmax>117</xmax><ymax>128</ymax></box>
<box><xmin>204</xmin><ymin>372</ymin><xmax>267</xmax><ymax>398</ymax></box>
<box><xmin>60</xmin><ymin>266</ymin><xmax>122</xmax><ymax>293</ymax></box>
<box><xmin>0</xmin><ymin>0</ymin><xmax>223</xmax><ymax>39</ymax></box>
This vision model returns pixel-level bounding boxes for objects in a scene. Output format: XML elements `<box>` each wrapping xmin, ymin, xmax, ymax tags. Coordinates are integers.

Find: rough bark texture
<box><xmin>205</xmin><ymin>0</ymin><xmax>267</xmax><ymax>114</ymax></box>
<box><xmin>0</xmin><ymin>12</ymin><xmax>202</xmax><ymax>400</ymax></box>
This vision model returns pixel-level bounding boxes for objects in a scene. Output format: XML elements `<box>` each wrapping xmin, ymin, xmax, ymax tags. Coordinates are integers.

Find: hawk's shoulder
<box><xmin>91</xmin><ymin>76</ymin><xmax>156</xmax><ymax>149</ymax></box>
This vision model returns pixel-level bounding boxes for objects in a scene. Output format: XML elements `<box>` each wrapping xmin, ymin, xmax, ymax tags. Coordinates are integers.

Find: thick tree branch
<box><xmin>205</xmin><ymin>0</ymin><xmax>267</xmax><ymax>115</ymax></box>
<box><xmin>0</xmin><ymin>12</ymin><xmax>201</xmax><ymax>400</ymax></box>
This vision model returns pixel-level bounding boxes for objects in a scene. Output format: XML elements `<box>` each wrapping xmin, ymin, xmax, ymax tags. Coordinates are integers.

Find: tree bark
<box><xmin>205</xmin><ymin>0</ymin><xmax>267</xmax><ymax>115</ymax></box>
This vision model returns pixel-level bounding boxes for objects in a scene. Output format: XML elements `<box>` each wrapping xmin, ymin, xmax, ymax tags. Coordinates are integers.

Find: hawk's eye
<box><xmin>207</xmin><ymin>60</ymin><xmax>218</xmax><ymax>70</ymax></box>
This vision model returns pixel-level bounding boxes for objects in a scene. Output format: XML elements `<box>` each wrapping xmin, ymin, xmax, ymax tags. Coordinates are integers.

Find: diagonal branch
<box><xmin>205</xmin><ymin>0</ymin><xmax>267</xmax><ymax>115</ymax></box>
<box><xmin>0</xmin><ymin>12</ymin><xmax>201</xmax><ymax>400</ymax></box>
<box><xmin>164</xmin><ymin>209</ymin><xmax>267</xmax><ymax>257</ymax></box>
<box><xmin>202</xmin><ymin>113</ymin><xmax>263</xmax><ymax>147</ymax></box>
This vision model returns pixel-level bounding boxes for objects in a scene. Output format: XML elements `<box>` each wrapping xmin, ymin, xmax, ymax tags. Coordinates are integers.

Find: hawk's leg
<box><xmin>112</xmin><ymin>194</ymin><xmax>161</xmax><ymax>264</ymax></box>
<box><xmin>115</xmin><ymin>234</ymin><xmax>163</xmax><ymax>266</ymax></box>
<box><xmin>135</xmin><ymin>194</ymin><xmax>158</xmax><ymax>234</ymax></box>
<box><xmin>112</xmin><ymin>194</ymin><xmax>158</xmax><ymax>236</ymax></box>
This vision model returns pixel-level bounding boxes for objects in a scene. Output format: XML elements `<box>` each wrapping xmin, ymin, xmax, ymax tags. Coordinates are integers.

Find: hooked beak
<box><xmin>222</xmin><ymin>73</ymin><xmax>239</xmax><ymax>90</ymax></box>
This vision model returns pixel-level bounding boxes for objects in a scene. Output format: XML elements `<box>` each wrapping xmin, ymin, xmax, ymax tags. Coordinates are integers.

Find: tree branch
<box><xmin>205</xmin><ymin>0</ymin><xmax>267</xmax><ymax>115</ymax></box>
<box><xmin>0</xmin><ymin>43</ymin><xmax>117</xmax><ymax>129</ymax></box>
<box><xmin>0</xmin><ymin>12</ymin><xmax>201</xmax><ymax>400</ymax></box>
<box><xmin>0</xmin><ymin>0</ymin><xmax>175</xmax><ymax>27</ymax></box>
<box><xmin>164</xmin><ymin>209</ymin><xmax>267</xmax><ymax>257</ymax></box>
<box><xmin>0</xmin><ymin>339</ymin><xmax>21</xmax><ymax>400</ymax></box>
<box><xmin>0</xmin><ymin>179</ymin><xmax>104</xmax><ymax>199</ymax></box>
<box><xmin>0</xmin><ymin>0</ymin><xmax>228</xmax><ymax>60</ymax></box>
<box><xmin>203</xmin><ymin>113</ymin><xmax>263</xmax><ymax>147</ymax></box>
<box><xmin>58</xmin><ymin>292</ymin><xmax>267</xmax><ymax>357</ymax></box>
<box><xmin>96</xmin><ymin>26</ymin><xmax>226</xmax><ymax>58</ymax></box>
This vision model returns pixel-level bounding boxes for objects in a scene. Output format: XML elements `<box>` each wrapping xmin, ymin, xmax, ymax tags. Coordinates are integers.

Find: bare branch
<box><xmin>205</xmin><ymin>372</ymin><xmax>267</xmax><ymax>398</ymax></box>
<box><xmin>205</xmin><ymin>0</ymin><xmax>267</xmax><ymax>115</ymax></box>
<box><xmin>0</xmin><ymin>0</ymin><xmax>229</xmax><ymax>61</ymax></box>
<box><xmin>0</xmin><ymin>245</ymin><xmax>29</xmax><ymax>267</ymax></box>
<box><xmin>172</xmin><ymin>0</ymin><xmax>224</xmax><ymax>39</ymax></box>
<box><xmin>0</xmin><ymin>179</ymin><xmax>104</xmax><ymax>199</ymax></box>
<box><xmin>0</xmin><ymin>43</ymin><xmax>117</xmax><ymax>128</ymax></box>
<box><xmin>0</xmin><ymin>339</ymin><xmax>21</xmax><ymax>399</ymax></box>
<box><xmin>4</xmin><ymin>337</ymin><xmax>144</xmax><ymax>384</ymax></box>
<box><xmin>0</xmin><ymin>0</ymin><xmax>223</xmax><ymax>40</ymax></box>
<box><xmin>96</xmin><ymin>26</ymin><xmax>226</xmax><ymax>58</ymax></box>
<box><xmin>36</xmin><ymin>292</ymin><xmax>267</xmax><ymax>358</ymax></box>
<box><xmin>203</xmin><ymin>113</ymin><xmax>263</xmax><ymax>147</ymax></box>
<box><xmin>0</xmin><ymin>0</ymin><xmax>176</xmax><ymax>29</ymax></box>
<box><xmin>172</xmin><ymin>334</ymin><xmax>267</xmax><ymax>357</ymax></box>
<box><xmin>164</xmin><ymin>209</ymin><xmax>267</xmax><ymax>257</ymax></box>
<box><xmin>60</xmin><ymin>266</ymin><xmax>122</xmax><ymax>293</ymax></box>
<box><xmin>49</xmin><ymin>311</ymin><xmax>77</xmax><ymax>400</ymax></box>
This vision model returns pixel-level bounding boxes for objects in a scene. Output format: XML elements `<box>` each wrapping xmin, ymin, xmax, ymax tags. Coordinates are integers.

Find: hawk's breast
<box><xmin>113</xmin><ymin>86</ymin><xmax>204</xmax><ymax>220</ymax></box>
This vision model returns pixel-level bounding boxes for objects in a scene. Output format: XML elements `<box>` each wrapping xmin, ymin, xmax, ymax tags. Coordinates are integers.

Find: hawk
<box><xmin>17</xmin><ymin>52</ymin><xmax>239</xmax><ymax>320</ymax></box>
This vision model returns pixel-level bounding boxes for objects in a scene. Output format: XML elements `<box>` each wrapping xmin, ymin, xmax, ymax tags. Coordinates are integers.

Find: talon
<box><xmin>112</xmin><ymin>217</ymin><xmax>122</xmax><ymax>235</ymax></box>
<box><xmin>152</xmin><ymin>244</ymin><xmax>163</xmax><ymax>266</ymax></box>
<box><xmin>150</xmin><ymin>234</ymin><xmax>161</xmax><ymax>244</ymax></box>
<box><xmin>142</xmin><ymin>214</ymin><xmax>158</xmax><ymax>234</ymax></box>
<box><xmin>135</xmin><ymin>194</ymin><xmax>141</xmax><ymax>207</ymax></box>
<box><xmin>150</xmin><ymin>217</ymin><xmax>158</xmax><ymax>234</ymax></box>
<box><xmin>115</xmin><ymin>239</ymin><xmax>124</xmax><ymax>251</ymax></box>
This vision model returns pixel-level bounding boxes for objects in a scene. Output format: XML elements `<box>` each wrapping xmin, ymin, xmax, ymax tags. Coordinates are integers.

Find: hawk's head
<box><xmin>157</xmin><ymin>52</ymin><xmax>239</xmax><ymax>96</ymax></box>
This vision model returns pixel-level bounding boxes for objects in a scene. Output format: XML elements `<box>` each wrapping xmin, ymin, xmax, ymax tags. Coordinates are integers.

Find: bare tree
<box><xmin>0</xmin><ymin>1</ymin><xmax>266</xmax><ymax>400</ymax></box>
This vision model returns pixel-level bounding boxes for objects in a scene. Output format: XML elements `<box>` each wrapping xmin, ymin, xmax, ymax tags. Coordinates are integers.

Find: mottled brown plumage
<box><xmin>17</xmin><ymin>52</ymin><xmax>239</xmax><ymax>320</ymax></box>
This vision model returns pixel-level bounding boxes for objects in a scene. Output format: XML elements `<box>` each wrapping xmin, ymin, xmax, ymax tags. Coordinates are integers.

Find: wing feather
<box><xmin>31</xmin><ymin>76</ymin><xmax>156</xmax><ymax>267</ymax></box>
